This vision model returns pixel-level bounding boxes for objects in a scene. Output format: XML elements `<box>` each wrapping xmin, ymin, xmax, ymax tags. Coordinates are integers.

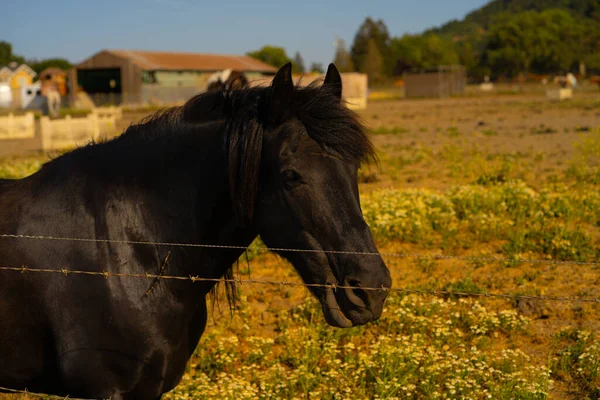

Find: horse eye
<box><xmin>282</xmin><ymin>170</ymin><xmax>301</xmax><ymax>189</ymax></box>
<box><xmin>282</xmin><ymin>170</ymin><xmax>300</xmax><ymax>181</ymax></box>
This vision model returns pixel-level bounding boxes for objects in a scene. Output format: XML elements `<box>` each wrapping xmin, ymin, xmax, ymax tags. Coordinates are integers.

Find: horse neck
<box><xmin>60</xmin><ymin>118</ymin><xmax>257</xmax><ymax>283</ymax></box>
<box><xmin>131</xmin><ymin>120</ymin><xmax>257</xmax><ymax>255</ymax></box>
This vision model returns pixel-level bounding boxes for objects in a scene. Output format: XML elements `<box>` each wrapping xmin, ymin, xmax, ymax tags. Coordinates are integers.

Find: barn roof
<box><xmin>103</xmin><ymin>50</ymin><xmax>278</xmax><ymax>73</ymax></box>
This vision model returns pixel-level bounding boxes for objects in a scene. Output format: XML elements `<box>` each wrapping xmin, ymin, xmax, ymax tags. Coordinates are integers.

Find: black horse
<box><xmin>0</xmin><ymin>63</ymin><xmax>391</xmax><ymax>399</ymax></box>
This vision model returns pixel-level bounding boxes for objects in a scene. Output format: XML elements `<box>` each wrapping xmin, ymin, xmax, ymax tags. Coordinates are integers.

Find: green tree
<box><xmin>309</xmin><ymin>63</ymin><xmax>324</xmax><ymax>74</ymax></box>
<box><xmin>390</xmin><ymin>33</ymin><xmax>459</xmax><ymax>71</ymax></box>
<box><xmin>292</xmin><ymin>52</ymin><xmax>305</xmax><ymax>74</ymax></box>
<box><xmin>333</xmin><ymin>39</ymin><xmax>355</xmax><ymax>72</ymax></box>
<box><xmin>576</xmin><ymin>19</ymin><xmax>600</xmax><ymax>74</ymax></box>
<box><xmin>364</xmin><ymin>39</ymin><xmax>383</xmax><ymax>82</ymax></box>
<box><xmin>485</xmin><ymin>10</ymin><xmax>584</xmax><ymax>77</ymax></box>
<box><xmin>350</xmin><ymin>17</ymin><xmax>393</xmax><ymax>76</ymax></box>
<box><xmin>28</xmin><ymin>58</ymin><xmax>73</xmax><ymax>75</ymax></box>
<box><xmin>0</xmin><ymin>41</ymin><xmax>25</xmax><ymax>66</ymax></box>
<box><xmin>246</xmin><ymin>46</ymin><xmax>292</xmax><ymax>68</ymax></box>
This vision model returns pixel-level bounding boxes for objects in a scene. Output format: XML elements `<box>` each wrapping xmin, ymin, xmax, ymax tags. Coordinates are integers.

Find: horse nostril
<box><xmin>343</xmin><ymin>279</ymin><xmax>369</xmax><ymax>309</ymax></box>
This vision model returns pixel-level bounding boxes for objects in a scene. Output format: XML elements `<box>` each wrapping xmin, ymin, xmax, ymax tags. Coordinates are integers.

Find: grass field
<box><xmin>1</xmin><ymin>92</ymin><xmax>599</xmax><ymax>399</ymax></box>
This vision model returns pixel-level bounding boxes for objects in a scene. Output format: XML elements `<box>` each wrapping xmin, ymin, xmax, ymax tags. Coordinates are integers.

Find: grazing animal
<box><xmin>0</xmin><ymin>63</ymin><xmax>391</xmax><ymax>399</ymax></box>
<box><xmin>206</xmin><ymin>69</ymin><xmax>249</xmax><ymax>92</ymax></box>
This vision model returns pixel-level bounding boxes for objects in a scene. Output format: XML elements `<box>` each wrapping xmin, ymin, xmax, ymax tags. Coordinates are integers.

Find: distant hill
<box><xmin>427</xmin><ymin>0</ymin><xmax>600</xmax><ymax>39</ymax></box>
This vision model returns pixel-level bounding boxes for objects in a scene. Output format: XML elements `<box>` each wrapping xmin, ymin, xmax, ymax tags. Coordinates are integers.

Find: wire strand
<box><xmin>1</xmin><ymin>264</ymin><xmax>599</xmax><ymax>304</ymax></box>
<box><xmin>1</xmin><ymin>233</ymin><xmax>599</xmax><ymax>267</ymax></box>
<box><xmin>0</xmin><ymin>385</ymin><xmax>96</xmax><ymax>400</ymax></box>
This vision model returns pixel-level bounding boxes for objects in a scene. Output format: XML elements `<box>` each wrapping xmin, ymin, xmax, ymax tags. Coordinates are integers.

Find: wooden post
<box><xmin>7</xmin><ymin>113</ymin><xmax>14</xmax><ymax>139</ymax></box>
<box><xmin>91</xmin><ymin>110</ymin><xmax>100</xmax><ymax>140</ymax></box>
<box><xmin>40</xmin><ymin>116</ymin><xmax>51</xmax><ymax>150</ymax></box>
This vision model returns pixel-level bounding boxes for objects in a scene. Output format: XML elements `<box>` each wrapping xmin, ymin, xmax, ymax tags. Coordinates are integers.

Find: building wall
<box><xmin>0</xmin><ymin>70</ymin><xmax>11</xmax><ymax>83</ymax></box>
<box><xmin>153</xmin><ymin>71</ymin><xmax>204</xmax><ymax>87</ymax></box>
<box><xmin>76</xmin><ymin>51</ymin><xmax>142</xmax><ymax>99</ymax></box>
<box><xmin>140</xmin><ymin>84</ymin><xmax>202</xmax><ymax>105</ymax></box>
<box><xmin>10</xmin><ymin>70</ymin><xmax>34</xmax><ymax>89</ymax></box>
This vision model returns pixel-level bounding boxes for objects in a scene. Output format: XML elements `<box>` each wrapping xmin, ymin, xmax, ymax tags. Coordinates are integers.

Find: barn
<box><xmin>69</xmin><ymin>50</ymin><xmax>277</xmax><ymax>106</ymax></box>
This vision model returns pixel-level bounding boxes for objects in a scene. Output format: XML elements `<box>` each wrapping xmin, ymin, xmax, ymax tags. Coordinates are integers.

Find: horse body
<box><xmin>0</xmin><ymin>123</ymin><xmax>253</xmax><ymax>398</ymax></box>
<box><xmin>0</xmin><ymin>63</ymin><xmax>391</xmax><ymax>399</ymax></box>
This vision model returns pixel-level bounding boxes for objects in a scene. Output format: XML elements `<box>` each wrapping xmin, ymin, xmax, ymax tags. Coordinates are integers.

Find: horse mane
<box><xmin>182</xmin><ymin>78</ymin><xmax>376</xmax><ymax>223</ymax></box>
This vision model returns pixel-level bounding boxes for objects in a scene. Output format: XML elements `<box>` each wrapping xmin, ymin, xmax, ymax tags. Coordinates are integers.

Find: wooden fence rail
<box><xmin>0</xmin><ymin>112</ymin><xmax>36</xmax><ymax>140</ymax></box>
<box><xmin>0</xmin><ymin>107</ymin><xmax>122</xmax><ymax>154</ymax></box>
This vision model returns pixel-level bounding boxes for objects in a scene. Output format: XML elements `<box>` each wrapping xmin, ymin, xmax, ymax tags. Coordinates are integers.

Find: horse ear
<box><xmin>269</xmin><ymin>62</ymin><xmax>294</xmax><ymax>124</ymax></box>
<box><xmin>323</xmin><ymin>63</ymin><xmax>342</xmax><ymax>101</ymax></box>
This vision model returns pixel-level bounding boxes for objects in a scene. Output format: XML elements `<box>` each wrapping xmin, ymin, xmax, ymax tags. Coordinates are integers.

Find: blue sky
<box><xmin>2</xmin><ymin>0</ymin><xmax>489</xmax><ymax>67</ymax></box>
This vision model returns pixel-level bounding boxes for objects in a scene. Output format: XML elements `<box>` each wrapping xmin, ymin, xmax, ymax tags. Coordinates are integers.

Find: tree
<box><xmin>0</xmin><ymin>41</ymin><xmax>25</xmax><ymax>66</ymax></box>
<box><xmin>293</xmin><ymin>52</ymin><xmax>305</xmax><ymax>74</ymax></box>
<box><xmin>28</xmin><ymin>58</ymin><xmax>73</xmax><ymax>74</ymax></box>
<box><xmin>485</xmin><ymin>10</ymin><xmax>583</xmax><ymax>77</ymax></box>
<box><xmin>363</xmin><ymin>39</ymin><xmax>383</xmax><ymax>82</ymax></box>
<box><xmin>390</xmin><ymin>33</ymin><xmax>459</xmax><ymax>71</ymax></box>
<box><xmin>350</xmin><ymin>17</ymin><xmax>393</xmax><ymax>77</ymax></box>
<box><xmin>333</xmin><ymin>39</ymin><xmax>354</xmax><ymax>72</ymax></box>
<box><xmin>309</xmin><ymin>63</ymin><xmax>324</xmax><ymax>74</ymax></box>
<box><xmin>246</xmin><ymin>46</ymin><xmax>292</xmax><ymax>68</ymax></box>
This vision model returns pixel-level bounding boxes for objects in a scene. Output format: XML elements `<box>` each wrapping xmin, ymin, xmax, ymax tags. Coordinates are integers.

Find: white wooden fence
<box><xmin>0</xmin><ymin>107</ymin><xmax>122</xmax><ymax>152</ymax></box>
<box><xmin>0</xmin><ymin>113</ymin><xmax>36</xmax><ymax>140</ymax></box>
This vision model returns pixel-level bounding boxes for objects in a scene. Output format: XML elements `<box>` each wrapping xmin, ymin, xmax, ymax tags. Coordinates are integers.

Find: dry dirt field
<box><xmin>2</xmin><ymin>91</ymin><xmax>600</xmax><ymax>399</ymax></box>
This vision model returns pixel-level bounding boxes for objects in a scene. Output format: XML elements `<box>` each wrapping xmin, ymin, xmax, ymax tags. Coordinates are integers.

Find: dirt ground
<box><xmin>361</xmin><ymin>94</ymin><xmax>600</xmax><ymax>190</ymax></box>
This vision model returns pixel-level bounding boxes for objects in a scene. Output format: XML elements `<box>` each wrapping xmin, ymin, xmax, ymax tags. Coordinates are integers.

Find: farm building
<box><xmin>0</xmin><ymin>62</ymin><xmax>37</xmax><ymax>89</ymax></box>
<box><xmin>70</xmin><ymin>50</ymin><xmax>277</xmax><ymax>106</ymax></box>
<box><xmin>403</xmin><ymin>65</ymin><xmax>466</xmax><ymax>98</ymax></box>
<box><xmin>0</xmin><ymin>62</ymin><xmax>38</xmax><ymax>109</ymax></box>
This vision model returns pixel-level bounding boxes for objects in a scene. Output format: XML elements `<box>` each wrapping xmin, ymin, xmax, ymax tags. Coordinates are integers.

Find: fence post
<box><xmin>40</xmin><ymin>116</ymin><xmax>51</xmax><ymax>150</ymax></box>
<box><xmin>25</xmin><ymin>112</ymin><xmax>34</xmax><ymax>139</ymax></box>
<box><xmin>7</xmin><ymin>112</ymin><xmax>14</xmax><ymax>139</ymax></box>
<box><xmin>91</xmin><ymin>110</ymin><xmax>100</xmax><ymax>140</ymax></box>
<box><xmin>64</xmin><ymin>114</ymin><xmax>73</xmax><ymax>146</ymax></box>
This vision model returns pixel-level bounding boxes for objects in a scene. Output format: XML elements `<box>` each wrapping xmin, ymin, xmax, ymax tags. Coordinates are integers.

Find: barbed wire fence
<box><xmin>1</xmin><ymin>232</ymin><xmax>599</xmax><ymax>399</ymax></box>
<box><xmin>1</xmin><ymin>233</ymin><xmax>599</xmax><ymax>303</ymax></box>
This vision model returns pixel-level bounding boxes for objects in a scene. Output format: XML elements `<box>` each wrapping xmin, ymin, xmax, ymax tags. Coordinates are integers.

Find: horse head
<box><xmin>254</xmin><ymin>63</ymin><xmax>391</xmax><ymax>327</ymax></box>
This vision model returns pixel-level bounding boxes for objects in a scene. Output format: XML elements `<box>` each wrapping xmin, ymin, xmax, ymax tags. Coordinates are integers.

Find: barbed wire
<box><xmin>1</xmin><ymin>264</ymin><xmax>599</xmax><ymax>304</ymax></box>
<box><xmin>0</xmin><ymin>385</ymin><xmax>95</xmax><ymax>400</ymax></box>
<box><xmin>1</xmin><ymin>233</ymin><xmax>600</xmax><ymax>267</ymax></box>
<box><xmin>1</xmin><ymin>233</ymin><xmax>599</xmax><ymax>400</ymax></box>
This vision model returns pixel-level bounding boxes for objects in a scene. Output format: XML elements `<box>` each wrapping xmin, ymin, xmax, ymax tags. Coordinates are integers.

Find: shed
<box><xmin>403</xmin><ymin>65</ymin><xmax>466</xmax><ymax>98</ymax></box>
<box><xmin>71</xmin><ymin>50</ymin><xmax>277</xmax><ymax>106</ymax></box>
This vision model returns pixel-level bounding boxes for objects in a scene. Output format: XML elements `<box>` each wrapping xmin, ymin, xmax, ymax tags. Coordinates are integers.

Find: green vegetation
<box><xmin>336</xmin><ymin>1</ymin><xmax>600</xmax><ymax>80</ymax></box>
<box><xmin>165</xmin><ymin>295</ymin><xmax>549</xmax><ymax>400</ymax></box>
